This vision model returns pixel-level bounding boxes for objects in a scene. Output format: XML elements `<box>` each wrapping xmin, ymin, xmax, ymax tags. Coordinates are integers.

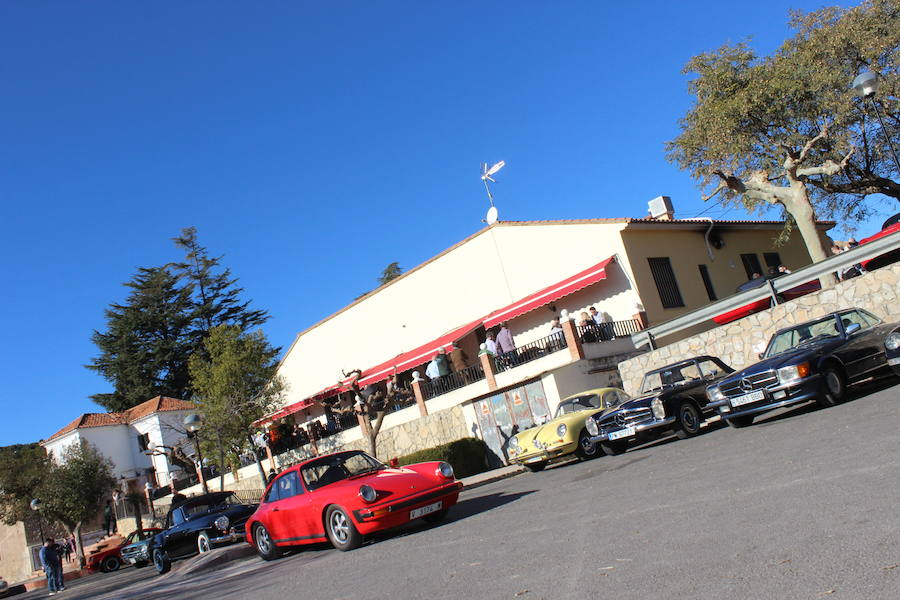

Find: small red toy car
<box><xmin>246</xmin><ymin>450</ymin><xmax>462</xmax><ymax>558</ymax></box>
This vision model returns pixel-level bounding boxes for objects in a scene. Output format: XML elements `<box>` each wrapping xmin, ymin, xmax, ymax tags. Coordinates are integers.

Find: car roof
<box><xmin>562</xmin><ymin>387</ymin><xmax>622</xmax><ymax>401</ymax></box>
<box><xmin>647</xmin><ymin>356</ymin><xmax>718</xmax><ymax>374</ymax></box>
<box><xmin>176</xmin><ymin>491</ymin><xmax>234</xmax><ymax>508</ymax></box>
<box><xmin>770</xmin><ymin>309</ymin><xmax>866</xmax><ymax>336</ymax></box>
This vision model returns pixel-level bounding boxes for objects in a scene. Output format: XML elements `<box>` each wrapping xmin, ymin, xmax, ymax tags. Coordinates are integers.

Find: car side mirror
<box><xmin>758</xmin><ymin>352</ymin><xmax>765</xmax><ymax>360</ymax></box>
<box><xmin>845</xmin><ymin>323</ymin><xmax>861</xmax><ymax>335</ymax></box>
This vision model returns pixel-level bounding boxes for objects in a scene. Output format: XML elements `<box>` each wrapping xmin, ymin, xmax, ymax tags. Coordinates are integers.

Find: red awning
<box><xmin>356</xmin><ymin>318</ymin><xmax>484</xmax><ymax>387</ymax></box>
<box><xmin>483</xmin><ymin>256</ymin><xmax>614</xmax><ymax>329</ymax></box>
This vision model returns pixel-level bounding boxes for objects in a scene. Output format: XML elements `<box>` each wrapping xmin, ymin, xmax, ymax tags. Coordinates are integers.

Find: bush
<box><xmin>397</xmin><ymin>437</ymin><xmax>489</xmax><ymax>479</ymax></box>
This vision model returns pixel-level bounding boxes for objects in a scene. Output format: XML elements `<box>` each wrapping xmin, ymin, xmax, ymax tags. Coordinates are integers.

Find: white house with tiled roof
<box><xmin>42</xmin><ymin>396</ymin><xmax>197</xmax><ymax>489</ymax></box>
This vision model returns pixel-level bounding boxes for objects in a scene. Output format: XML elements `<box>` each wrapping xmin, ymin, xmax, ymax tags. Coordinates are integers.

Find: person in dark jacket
<box><xmin>39</xmin><ymin>538</ymin><xmax>64</xmax><ymax>595</ymax></box>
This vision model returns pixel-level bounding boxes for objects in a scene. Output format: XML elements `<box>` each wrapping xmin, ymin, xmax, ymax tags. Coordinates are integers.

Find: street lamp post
<box><xmin>30</xmin><ymin>498</ymin><xmax>45</xmax><ymax>542</ymax></box>
<box><xmin>183</xmin><ymin>413</ymin><xmax>209</xmax><ymax>494</ymax></box>
<box><xmin>852</xmin><ymin>71</ymin><xmax>900</xmax><ymax>173</ymax></box>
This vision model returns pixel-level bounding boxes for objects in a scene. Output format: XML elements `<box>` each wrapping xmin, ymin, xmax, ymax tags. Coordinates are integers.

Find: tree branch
<box><xmin>797</xmin><ymin>124</ymin><xmax>829</xmax><ymax>164</ymax></box>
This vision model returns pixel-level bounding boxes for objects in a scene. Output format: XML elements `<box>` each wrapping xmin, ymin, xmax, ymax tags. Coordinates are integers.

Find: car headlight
<box><xmin>358</xmin><ymin>484</ymin><xmax>377</xmax><ymax>502</ymax></box>
<box><xmin>214</xmin><ymin>516</ymin><xmax>230</xmax><ymax>531</ymax></box>
<box><xmin>777</xmin><ymin>362</ymin><xmax>810</xmax><ymax>385</ymax></box>
<box><xmin>708</xmin><ymin>386</ymin><xmax>725</xmax><ymax>402</ymax></box>
<box><xmin>585</xmin><ymin>417</ymin><xmax>599</xmax><ymax>436</ymax></box>
<box><xmin>651</xmin><ymin>398</ymin><xmax>665</xmax><ymax>419</ymax></box>
<box><xmin>886</xmin><ymin>332</ymin><xmax>900</xmax><ymax>351</ymax></box>
<box><xmin>556</xmin><ymin>423</ymin><xmax>567</xmax><ymax>437</ymax></box>
<box><xmin>436</xmin><ymin>462</ymin><xmax>454</xmax><ymax>479</ymax></box>
<box><xmin>508</xmin><ymin>436</ymin><xmax>520</xmax><ymax>449</ymax></box>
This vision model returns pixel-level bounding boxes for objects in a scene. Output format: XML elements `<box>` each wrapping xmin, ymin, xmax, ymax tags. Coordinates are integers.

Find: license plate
<box><xmin>888</xmin><ymin>357</ymin><xmax>900</xmax><ymax>366</ymax></box>
<box><xmin>524</xmin><ymin>456</ymin><xmax>545</xmax><ymax>463</ymax></box>
<box><xmin>608</xmin><ymin>426</ymin><xmax>636</xmax><ymax>441</ymax></box>
<box><xmin>410</xmin><ymin>501</ymin><xmax>442</xmax><ymax>519</ymax></box>
<box><xmin>732</xmin><ymin>389</ymin><xmax>765</xmax><ymax>407</ymax></box>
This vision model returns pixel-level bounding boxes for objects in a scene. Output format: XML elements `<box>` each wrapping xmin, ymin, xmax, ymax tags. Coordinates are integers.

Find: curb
<box><xmin>460</xmin><ymin>466</ymin><xmax>525</xmax><ymax>491</ymax></box>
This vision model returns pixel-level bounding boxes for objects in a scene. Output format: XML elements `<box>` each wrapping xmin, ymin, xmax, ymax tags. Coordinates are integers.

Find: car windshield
<box><xmin>301</xmin><ymin>451</ymin><xmax>385</xmax><ymax>491</ymax></box>
<box><xmin>765</xmin><ymin>315</ymin><xmax>844</xmax><ymax>357</ymax></box>
<box><xmin>554</xmin><ymin>394</ymin><xmax>601</xmax><ymax>417</ymax></box>
<box><xmin>182</xmin><ymin>493</ymin><xmax>242</xmax><ymax>517</ymax></box>
<box><xmin>640</xmin><ymin>361</ymin><xmax>703</xmax><ymax>394</ymax></box>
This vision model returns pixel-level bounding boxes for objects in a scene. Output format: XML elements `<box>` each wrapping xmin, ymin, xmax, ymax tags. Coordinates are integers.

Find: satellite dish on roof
<box><xmin>480</xmin><ymin>160</ymin><xmax>505</xmax><ymax>224</ymax></box>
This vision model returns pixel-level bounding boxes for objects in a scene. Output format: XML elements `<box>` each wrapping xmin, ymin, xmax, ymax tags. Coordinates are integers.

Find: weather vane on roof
<box><xmin>480</xmin><ymin>160</ymin><xmax>505</xmax><ymax>225</ymax></box>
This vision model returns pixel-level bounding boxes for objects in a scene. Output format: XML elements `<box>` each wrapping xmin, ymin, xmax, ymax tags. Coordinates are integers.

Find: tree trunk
<box><xmin>784</xmin><ymin>176</ymin><xmax>838</xmax><ymax>287</ymax></box>
<box><xmin>218</xmin><ymin>433</ymin><xmax>226</xmax><ymax>492</ymax></box>
<box><xmin>366</xmin><ymin>411</ymin><xmax>386</xmax><ymax>459</ymax></box>
<box><xmin>73</xmin><ymin>523</ymin><xmax>85</xmax><ymax>569</ymax></box>
<box><xmin>249</xmin><ymin>434</ymin><xmax>268</xmax><ymax>488</ymax></box>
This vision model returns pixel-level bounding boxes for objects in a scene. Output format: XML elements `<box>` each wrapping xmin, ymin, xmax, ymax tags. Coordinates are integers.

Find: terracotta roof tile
<box><xmin>45</xmin><ymin>396</ymin><xmax>196</xmax><ymax>442</ymax></box>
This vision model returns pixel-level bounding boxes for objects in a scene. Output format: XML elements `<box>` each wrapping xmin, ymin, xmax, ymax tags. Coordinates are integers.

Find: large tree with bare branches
<box><xmin>667</xmin><ymin>0</ymin><xmax>899</xmax><ymax>263</ymax></box>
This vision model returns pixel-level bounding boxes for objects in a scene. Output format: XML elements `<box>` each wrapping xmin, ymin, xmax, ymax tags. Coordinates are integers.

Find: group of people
<box><xmin>254</xmin><ymin>420</ymin><xmax>321</xmax><ymax>457</ymax></box>
<box><xmin>576</xmin><ymin>306</ymin><xmax>615</xmax><ymax>343</ymax></box>
<box><xmin>39</xmin><ymin>536</ymin><xmax>75</xmax><ymax>596</ymax></box>
<box><xmin>425</xmin><ymin>343</ymin><xmax>473</xmax><ymax>392</ymax></box>
<box><xmin>832</xmin><ymin>238</ymin><xmax>865</xmax><ymax>280</ymax></box>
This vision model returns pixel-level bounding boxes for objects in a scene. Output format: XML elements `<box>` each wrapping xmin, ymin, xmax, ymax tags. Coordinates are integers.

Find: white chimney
<box><xmin>648</xmin><ymin>195</ymin><xmax>675</xmax><ymax>220</ymax></box>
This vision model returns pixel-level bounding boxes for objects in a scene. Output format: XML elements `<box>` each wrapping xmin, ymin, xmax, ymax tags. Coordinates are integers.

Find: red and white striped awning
<box><xmin>482</xmin><ymin>256</ymin><xmax>614</xmax><ymax>329</ymax></box>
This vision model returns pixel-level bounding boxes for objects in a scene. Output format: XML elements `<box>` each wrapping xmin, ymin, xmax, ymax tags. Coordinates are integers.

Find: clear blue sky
<box><xmin>1</xmin><ymin>1</ymin><xmax>891</xmax><ymax>446</ymax></box>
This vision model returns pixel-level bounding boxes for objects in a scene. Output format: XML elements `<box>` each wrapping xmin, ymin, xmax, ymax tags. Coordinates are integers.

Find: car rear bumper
<box><xmin>588</xmin><ymin>416</ymin><xmax>676</xmax><ymax>444</ymax></box>
<box><xmin>352</xmin><ymin>481</ymin><xmax>463</xmax><ymax>532</ymax></box>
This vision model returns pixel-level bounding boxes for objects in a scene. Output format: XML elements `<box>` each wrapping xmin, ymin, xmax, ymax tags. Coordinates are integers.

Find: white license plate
<box><xmin>410</xmin><ymin>501</ymin><xmax>442</xmax><ymax>519</ymax></box>
<box><xmin>732</xmin><ymin>389</ymin><xmax>765</xmax><ymax>407</ymax></box>
<box><xmin>888</xmin><ymin>357</ymin><xmax>900</xmax><ymax>366</ymax></box>
<box><xmin>524</xmin><ymin>456</ymin><xmax>545</xmax><ymax>463</ymax></box>
<box><xmin>608</xmin><ymin>426</ymin><xmax>636</xmax><ymax>441</ymax></box>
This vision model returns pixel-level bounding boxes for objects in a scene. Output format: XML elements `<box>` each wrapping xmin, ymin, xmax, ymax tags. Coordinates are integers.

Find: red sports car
<box><xmin>245</xmin><ymin>450</ymin><xmax>463</xmax><ymax>558</ymax></box>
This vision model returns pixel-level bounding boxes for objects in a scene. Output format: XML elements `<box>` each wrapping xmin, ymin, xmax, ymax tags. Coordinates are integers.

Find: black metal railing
<box><xmin>384</xmin><ymin>392</ymin><xmax>418</xmax><ymax>414</ymax></box>
<box><xmin>422</xmin><ymin>363</ymin><xmax>486</xmax><ymax>399</ymax></box>
<box><xmin>494</xmin><ymin>332</ymin><xmax>568</xmax><ymax>373</ymax></box>
<box><xmin>576</xmin><ymin>318</ymin><xmax>643</xmax><ymax>343</ymax></box>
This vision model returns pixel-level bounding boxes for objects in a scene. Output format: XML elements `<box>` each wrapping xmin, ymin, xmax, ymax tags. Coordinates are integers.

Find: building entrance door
<box><xmin>473</xmin><ymin>380</ymin><xmax>549</xmax><ymax>465</ymax></box>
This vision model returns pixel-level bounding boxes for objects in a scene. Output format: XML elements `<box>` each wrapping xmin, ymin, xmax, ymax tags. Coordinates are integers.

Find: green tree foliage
<box><xmin>667</xmin><ymin>0</ymin><xmax>899</xmax><ymax>263</ymax></box>
<box><xmin>189</xmin><ymin>325</ymin><xmax>285</xmax><ymax>487</ymax></box>
<box><xmin>377</xmin><ymin>262</ymin><xmax>404</xmax><ymax>286</ymax></box>
<box><xmin>0</xmin><ymin>443</ymin><xmax>51</xmax><ymax>526</ymax></box>
<box><xmin>87</xmin><ymin>267</ymin><xmax>194</xmax><ymax>411</ymax></box>
<box><xmin>173</xmin><ymin>227</ymin><xmax>269</xmax><ymax>343</ymax></box>
<box><xmin>88</xmin><ymin>228</ymin><xmax>271</xmax><ymax>411</ymax></box>
<box><xmin>39</xmin><ymin>441</ymin><xmax>116</xmax><ymax>567</ymax></box>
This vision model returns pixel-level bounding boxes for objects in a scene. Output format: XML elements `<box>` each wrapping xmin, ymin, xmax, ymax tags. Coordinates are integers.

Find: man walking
<box><xmin>103</xmin><ymin>500</ymin><xmax>116</xmax><ymax>536</ymax></box>
<box><xmin>39</xmin><ymin>538</ymin><xmax>64</xmax><ymax>596</ymax></box>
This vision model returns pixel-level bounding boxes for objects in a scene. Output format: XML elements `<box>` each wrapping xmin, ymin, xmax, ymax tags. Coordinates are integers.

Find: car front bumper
<box><xmin>352</xmin><ymin>481</ymin><xmax>463</xmax><ymax>533</ymax></box>
<box><xmin>509</xmin><ymin>441</ymin><xmax>578</xmax><ymax>465</ymax></box>
<box><xmin>711</xmin><ymin>376</ymin><xmax>821</xmax><ymax>419</ymax></box>
<box><xmin>588</xmin><ymin>416</ymin><xmax>676</xmax><ymax>444</ymax></box>
<box><xmin>888</xmin><ymin>355</ymin><xmax>900</xmax><ymax>375</ymax></box>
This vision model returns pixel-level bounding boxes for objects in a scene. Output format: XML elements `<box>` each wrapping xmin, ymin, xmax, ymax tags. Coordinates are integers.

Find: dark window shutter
<box><xmin>648</xmin><ymin>257</ymin><xmax>685</xmax><ymax>308</ymax></box>
<box><xmin>698</xmin><ymin>264</ymin><xmax>717</xmax><ymax>301</ymax></box>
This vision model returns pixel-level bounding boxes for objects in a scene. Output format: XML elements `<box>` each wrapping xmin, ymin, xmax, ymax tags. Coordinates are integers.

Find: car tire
<box><xmin>152</xmin><ymin>549</ymin><xmax>170</xmax><ymax>575</ymax></box>
<box><xmin>575</xmin><ymin>430</ymin><xmax>602</xmax><ymax>460</ymax></box>
<box><xmin>818</xmin><ymin>367</ymin><xmax>846</xmax><ymax>407</ymax></box>
<box><xmin>600</xmin><ymin>441</ymin><xmax>627</xmax><ymax>456</ymax></box>
<box><xmin>133</xmin><ymin>560</ymin><xmax>148</xmax><ymax>569</ymax></box>
<box><xmin>197</xmin><ymin>531</ymin><xmax>211</xmax><ymax>554</ymax></box>
<box><xmin>726</xmin><ymin>415</ymin><xmax>754</xmax><ymax>428</ymax></box>
<box><xmin>524</xmin><ymin>462</ymin><xmax>547</xmax><ymax>472</ymax></box>
<box><xmin>100</xmin><ymin>555</ymin><xmax>121</xmax><ymax>573</ymax></box>
<box><xmin>252</xmin><ymin>523</ymin><xmax>282</xmax><ymax>561</ymax></box>
<box><xmin>325</xmin><ymin>505</ymin><xmax>363</xmax><ymax>551</ymax></box>
<box><xmin>674</xmin><ymin>401</ymin><xmax>703</xmax><ymax>439</ymax></box>
<box><xmin>423</xmin><ymin>509</ymin><xmax>449</xmax><ymax>524</ymax></box>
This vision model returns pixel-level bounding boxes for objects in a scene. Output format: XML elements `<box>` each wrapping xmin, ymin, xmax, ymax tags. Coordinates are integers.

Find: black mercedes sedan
<box><xmin>885</xmin><ymin>326</ymin><xmax>900</xmax><ymax>376</ymax></box>
<box><xmin>585</xmin><ymin>356</ymin><xmax>734</xmax><ymax>455</ymax></box>
<box><xmin>150</xmin><ymin>491</ymin><xmax>258</xmax><ymax>574</ymax></box>
<box><xmin>707</xmin><ymin>308</ymin><xmax>897</xmax><ymax>428</ymax></box>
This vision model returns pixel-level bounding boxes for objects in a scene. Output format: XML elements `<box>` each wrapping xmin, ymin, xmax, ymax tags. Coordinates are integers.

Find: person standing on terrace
<box><xmin>497</xmin><ymin>322</ymin><xmax>517</xmax><ymax>366</ymax></box>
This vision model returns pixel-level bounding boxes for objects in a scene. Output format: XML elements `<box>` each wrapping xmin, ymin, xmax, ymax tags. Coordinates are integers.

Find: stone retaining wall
<box><xmin>618</xmin><ymin>264</ymin><xmax>900</xmax><ymax>395</ymax></box>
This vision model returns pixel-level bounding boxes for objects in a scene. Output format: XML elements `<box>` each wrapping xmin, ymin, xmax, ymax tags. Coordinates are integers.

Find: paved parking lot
<box><xmin>22</xmin><ymin>379</ymin><xmax>899</xmax><ymax>600</ymax></box>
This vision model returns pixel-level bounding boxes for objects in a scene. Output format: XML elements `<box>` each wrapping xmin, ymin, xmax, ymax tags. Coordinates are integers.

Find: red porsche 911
<box><xmin>245</xmin><ymin>450</ymin><xmax>463</xmax><ymax>558</ymax></box>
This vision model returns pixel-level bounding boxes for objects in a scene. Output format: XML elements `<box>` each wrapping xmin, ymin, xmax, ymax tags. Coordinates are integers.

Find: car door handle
<box><xmin>272</xmin><ymin>508</ymin><xmax>280</xmax><ymax>512</ymax></box>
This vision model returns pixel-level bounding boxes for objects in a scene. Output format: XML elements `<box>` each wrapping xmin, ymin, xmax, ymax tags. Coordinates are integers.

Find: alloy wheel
<box><xmin>330</xmin><ymin>510</ymin><xmax>350</xmax><ymax>544</ymax></box>
<box><xmin>255</xmin><ymin>526</ymin><xmax>272</xmax><ymax>555</ymax></box>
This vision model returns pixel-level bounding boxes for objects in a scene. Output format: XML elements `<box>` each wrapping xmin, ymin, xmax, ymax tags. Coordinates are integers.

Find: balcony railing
<box><xmin>576</xmin><ymin>318</ymin><xmax>643</xmax><ymax>343</ymax></box>
<box><xmin>422</xmin><ymin>363</ymin><xmax>486</xmax><ymax>400</ymax></box>
<box><xmin>494</xmin><ymin>331</ymin><xmax>568</xmax><ymax>374</ymax></box>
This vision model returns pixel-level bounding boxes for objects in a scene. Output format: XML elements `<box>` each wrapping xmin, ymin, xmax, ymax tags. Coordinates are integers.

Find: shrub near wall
<box><xmin>397</xmin><ymin>438</ymin><xmax>489</xmax><ymax>479</ymax></box>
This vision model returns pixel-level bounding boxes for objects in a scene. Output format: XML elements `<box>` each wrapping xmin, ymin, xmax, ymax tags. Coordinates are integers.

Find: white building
<box><xmin>42</xmin><ymin>396</ymin><xmax>197</xmax><ymax>490</ymax></box>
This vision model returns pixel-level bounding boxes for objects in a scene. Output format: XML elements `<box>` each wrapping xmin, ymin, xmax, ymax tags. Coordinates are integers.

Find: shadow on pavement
<box><xmin>566</xmin><ymin>454</ymin><xmax>653</xmax><ymax>482</ymax></box>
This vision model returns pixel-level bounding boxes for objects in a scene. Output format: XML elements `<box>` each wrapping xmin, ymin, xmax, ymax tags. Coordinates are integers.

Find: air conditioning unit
<box><xmin>648</xmin><ymin>195</ymin><xmax>675</xmax><ymax>220</ymax></box>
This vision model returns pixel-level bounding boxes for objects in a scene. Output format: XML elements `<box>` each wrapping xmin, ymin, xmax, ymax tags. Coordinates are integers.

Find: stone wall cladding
<box><xmin>618</xmin><ymin>265</ymin><xmax>900</xmax><ymax>395</ymax></box>
<box><xmin>337</xmin><ymin>404</ymin><xmax>472</xmax><ymax>459</ymax></box>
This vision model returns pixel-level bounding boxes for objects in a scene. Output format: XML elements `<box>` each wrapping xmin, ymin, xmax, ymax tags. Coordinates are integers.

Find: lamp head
<box><xmin>183</xmin><ymin>413</ymin><xmax>202</xmax><ymax>433</ymax></box>
<box><xmin>852</xmin><ymin>71</ymin><xmax>879</xmax><ymax>97</ymax></box>
<box><xmin>30</xmin><ymin>498</ymin><xmax>41</xmax><ymax>511</ymax></box>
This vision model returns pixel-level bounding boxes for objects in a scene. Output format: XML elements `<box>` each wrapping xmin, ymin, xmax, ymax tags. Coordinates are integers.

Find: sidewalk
<box><xmin>459</xmin><ymin>464</ymin><xmax>524</xmax><ymax>490</ymax></box>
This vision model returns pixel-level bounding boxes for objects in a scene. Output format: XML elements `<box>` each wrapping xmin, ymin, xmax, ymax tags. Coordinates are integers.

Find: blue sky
<box><xmin>1</xmin><ymin>1</ymin><xmax>891</xmax><ymax>446</ymax></box>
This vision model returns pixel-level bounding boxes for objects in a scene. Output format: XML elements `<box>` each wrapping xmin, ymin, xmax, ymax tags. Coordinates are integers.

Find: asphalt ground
<box><xmin>17</xmin><ymin>379</ymin><xmax>899</xmax><ymax>600</ymax></box>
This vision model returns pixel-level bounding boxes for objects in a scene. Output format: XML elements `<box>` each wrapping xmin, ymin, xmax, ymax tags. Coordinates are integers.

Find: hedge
<box><xmin>396</xmin><ymin>437</ymin><xmax>489</xmax><ymax>479</ymax></box>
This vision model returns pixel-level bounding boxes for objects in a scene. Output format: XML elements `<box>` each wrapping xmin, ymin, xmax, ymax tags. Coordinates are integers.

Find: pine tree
<box><xmin>172</xmin><ymin>227</ymin><xmax>269</xmax><ymax>348</ymax></box>
<box><xmin>87</xmin><ymin>267</ymin><xmax>194</xmax><ymax>411</ymax></box>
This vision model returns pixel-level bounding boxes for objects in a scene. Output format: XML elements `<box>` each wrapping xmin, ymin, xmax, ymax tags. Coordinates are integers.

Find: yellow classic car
<box><xmin>507</xmin><ymin>387</ymin><xmax>630</xmax><ymax>471</ymax></box>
